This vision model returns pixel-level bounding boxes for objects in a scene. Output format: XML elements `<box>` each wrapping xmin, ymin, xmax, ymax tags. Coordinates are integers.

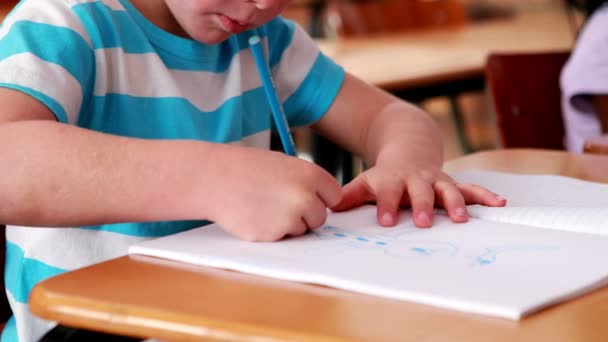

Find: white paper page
<box><xmin>465</xmin><ymin>206</ymin><xmax>608</xmax><ymax>235</ymax></box>
<box><xmin>130</xmin><ymin>205</ymin><xmax>608</xmax><ymax>320</ymax></box>
<box><xmin>451</xmin><ymin>170</ymin><xmax>608</xmax><ymax>207</ymax></box>
<box><xmin>451</xmin><ymin>170</ymin><xmax>608</xmax><ymax>233</ymax></box>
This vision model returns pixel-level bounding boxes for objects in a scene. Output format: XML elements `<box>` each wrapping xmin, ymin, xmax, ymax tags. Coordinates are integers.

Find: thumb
<box><xmin>330</xmin><ymin>176</ymin><xmax>371</xmax><ymax>212</ymax></box>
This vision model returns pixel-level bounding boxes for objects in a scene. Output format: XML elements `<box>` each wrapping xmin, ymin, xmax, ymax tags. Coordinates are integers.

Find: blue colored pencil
<box><xmin>249</xmin><ymin>35</ymin><xmax>298</xmax><ymax>157</ymax></box>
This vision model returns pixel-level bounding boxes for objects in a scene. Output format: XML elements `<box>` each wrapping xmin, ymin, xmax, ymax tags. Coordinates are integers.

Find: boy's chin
<box><xmin>191</xmin><ymin>31</ymin><xmax>233</xmax><ymax>45</ymax></box>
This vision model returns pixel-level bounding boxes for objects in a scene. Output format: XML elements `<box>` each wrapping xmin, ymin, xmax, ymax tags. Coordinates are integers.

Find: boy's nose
<box><xmin>250</xmin><ymin>0</ymin><xmax>281</xmax><ymax>10</ymax></box>
<box><xmin>245</xmin><ymin>0</ymin><xmax>266</xmax><ymax>10</ymax></box>
<box><xmin>244</xmin><ymin>0</ymin><xmax>287</xmax><ymax>22</ymax></box>
<box><xmin>254</xmin><ymin>1</ymin><xmax>267</xmax><ymax>10</ymax></box>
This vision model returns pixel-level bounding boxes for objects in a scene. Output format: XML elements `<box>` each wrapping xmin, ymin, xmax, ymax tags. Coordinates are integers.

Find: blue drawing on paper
<box><xmin>403</xmin><ymin>241</ymin><xmax>459</xmax><ymax>257</ymax></box>
<box><xmin>309</xmin><ymin>225</ymin><xmax>459</xmax><ymax>258</ymax></box>
<box><xmin>309</xmin><ymin>226</ymin><xmax>560</xmax><ymax>268</ymax></box>
<box><xmin>472</xmin><ymin>245</ymin><xmax>559</xmax><ymax>267</ymax></box>
<box><xmin>311</xmin><ymin>225</ymin><xmax>392</xmax><ymax>250</ymax></box>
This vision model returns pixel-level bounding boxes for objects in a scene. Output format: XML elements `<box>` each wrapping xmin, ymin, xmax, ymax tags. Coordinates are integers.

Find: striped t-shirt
<box><xmin>0</xmin><ymin>0</ymin><xmax>345</xmax><ymax>341</ymax></box>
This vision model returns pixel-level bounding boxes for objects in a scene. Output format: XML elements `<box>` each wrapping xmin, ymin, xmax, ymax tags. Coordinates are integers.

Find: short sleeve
<box><xmin>560</xmin><ymin>5</ymin><xmax>608</xmax><ymax>115</ymax></box>
<box><xmin>0</xmin><ymin>0</ymin><xmax>95</xmax><ymax>124</ymax></box>
<box><xmin>261</xmin><ymin>17</ymin><xmax>345</xmax><ymax>127</ymax></box>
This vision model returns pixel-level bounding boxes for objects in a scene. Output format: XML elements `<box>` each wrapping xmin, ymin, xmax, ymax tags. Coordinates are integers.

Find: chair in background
<box><xmin>485</xmin><ymin>51</ymin><xmax>570</xmax><ymax>149</ymax></box>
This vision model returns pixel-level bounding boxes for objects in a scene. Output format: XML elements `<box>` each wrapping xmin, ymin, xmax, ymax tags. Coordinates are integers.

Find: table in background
<box><xmin>318</xmin><ymin>7</ymin><xmax>574</xmax><ymax>96</ymax></box>
<box><xmin>313</xmin><ymin>6</ymin><xmax>576</xmax><ymax>175</ymax></box>
<box><xmin>30</xmin><ymin>149</ymin><xmax>608</xmax><ymax>342</ymax></box>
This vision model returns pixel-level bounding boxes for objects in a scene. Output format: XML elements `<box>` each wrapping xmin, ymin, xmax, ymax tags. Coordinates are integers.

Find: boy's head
<box><xmin>136</xmin><ymin>0</ymin><xmax>292</xmax><ymax>44</ymax></box>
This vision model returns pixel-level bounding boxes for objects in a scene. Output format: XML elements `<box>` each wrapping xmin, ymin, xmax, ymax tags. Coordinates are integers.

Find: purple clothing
<box><xmin>560</xmin><ymin>4</ymin><xmax>608</xmax><ymax>152</ymax></box>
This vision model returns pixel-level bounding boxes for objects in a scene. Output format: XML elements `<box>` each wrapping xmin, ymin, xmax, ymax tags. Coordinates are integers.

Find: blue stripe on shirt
<box><xmin>82</xmin><ymin>220</ymin><xmax>207</xmax><ymax>237</ymax></box>
<box><xmin>1</xmin><ymin>316</ymin><xmax>17</xmax><ymax>342</ymax></box>
<box><xmin>78</xmin><ymin>88</ymin><xmax>273</xmax><ymax>141</ymax></box>
<box><xmin>0</xmin><ymin>20</ymin><xmax>94</xmax><ymax>94</ymax></box>
<box><xmin>5</xmin><ymin>242</ymin><xmax>65</xmax><ymax>304</ymax></box>
<box><xmin>284</xmin><ymin>53</ymin><xmax>345</xmax><ymax>126</ymax></box>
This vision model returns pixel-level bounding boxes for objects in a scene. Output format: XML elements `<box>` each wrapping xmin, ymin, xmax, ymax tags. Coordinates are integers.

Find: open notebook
<box><xmin>129</xmin><ymin>170</ymin><xmax>608</xmax><ymax>320</ymax></box>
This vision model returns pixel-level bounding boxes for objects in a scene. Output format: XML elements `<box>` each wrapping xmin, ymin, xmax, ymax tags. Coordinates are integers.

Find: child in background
<box><xmin>0</xmin><ymin>0</ymin><xmax>505</xmax><ymax>340</ymax></box>
<box><xmin>561</xmin><ymin>0</ymin><xmax>608</xmax><ymax>152</ymax></box>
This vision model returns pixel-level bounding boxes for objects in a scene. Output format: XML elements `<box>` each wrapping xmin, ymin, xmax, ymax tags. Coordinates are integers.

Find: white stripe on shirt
<box><xmin>0</xmin><ymin>53</ymin><xmax>83</xmax><ymax>124</ymax></box>
<box><xmin>0</xmin><ymin>0</ymin><xmax>92</xmax><ymax>46</ymax></box>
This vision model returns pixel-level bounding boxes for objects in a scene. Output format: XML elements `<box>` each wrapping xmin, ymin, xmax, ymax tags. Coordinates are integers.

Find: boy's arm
<box><xmin>0</xmin><ymin>89</ymin><xmax>340</xmax><ymax>241</ymax></box>
<box><xmin>312</xmin><ymin>73</ymin><xmax>505</xmax><ymax>227</ymax></box>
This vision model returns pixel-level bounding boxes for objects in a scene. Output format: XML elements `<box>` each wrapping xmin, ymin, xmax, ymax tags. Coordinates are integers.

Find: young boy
<box><xmin>0</xmin><ymin>0</ymin><xmax>505</xmax><ymax>340</ymax></box>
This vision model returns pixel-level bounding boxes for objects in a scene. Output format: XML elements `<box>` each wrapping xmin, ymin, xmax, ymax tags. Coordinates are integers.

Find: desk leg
<box><xmin>448</xmin><ymin>95</ymin><xmax>472</xmax><ymax>154</ymax></box>
<box><xmin>39</xmin><ymin>325</ymin><xmax>143</xmax><ymax>342</ymax></box>
<box><xmin>341</xmin><ymin>149</ymin><xmax>353</xmax><ymax>184</ymax></box>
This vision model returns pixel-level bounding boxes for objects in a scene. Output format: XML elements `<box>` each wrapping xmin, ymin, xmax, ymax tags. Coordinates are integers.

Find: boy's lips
<box><xmin>219</xmin><ymin>15</ymin><xmax>250</xmax><ymax>34</ymax></box>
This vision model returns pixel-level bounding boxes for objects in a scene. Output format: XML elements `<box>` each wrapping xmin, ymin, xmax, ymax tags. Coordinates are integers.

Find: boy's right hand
<box><xmin>202</xmin><ymin>145</ymin><xmax>341</xmax><ymax>242</ymax></box>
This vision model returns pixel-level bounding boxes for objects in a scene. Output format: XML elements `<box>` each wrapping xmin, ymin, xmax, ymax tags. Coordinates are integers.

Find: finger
<box><xmin>331</xmin><ymin>176</ymin><xmax>372</xmax><ymax>212</ymax></box>
<box><xmin>406</xmin><ymin>178</ymin><xmax>435</xmax><ymax>228</ymax></box>
<box><xmin>315</xmin><ymin>170</ymin><xmax>343</xmax><ymax>208</ymax></box>
<box><xmin>302</xmin><ymin>196</ymin><xmax>329</xmax><ymax>230</ymax></box>
<box><xmin>456</xmin><ymin>183</ymin><xmax>507</xmax><ymax>207</ymax></box>
<box><xmin>286</xmin><ymin>217</ymin><xmax>309</xmax><ymax>238</ymax></box>
<box><xmin>434</xmin><ymin>181</ymin><xmax>468</xmax><ymax>223</ymax></box>
<box><xmin>375</xmin><ymin>181</ymin><xmax>405</xmax><ymax>227</ymax></box>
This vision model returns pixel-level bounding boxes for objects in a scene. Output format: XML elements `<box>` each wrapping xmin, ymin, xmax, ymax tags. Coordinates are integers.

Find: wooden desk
<box><xmin>318</xmin><ymin>7</ymin><xmax>575</xmax><ymax>94</ymax></box>
<box><xmin>584</xmin><ymin>135</ymin><xmax>608</xmax><ymax>155</ymax></box>
<box><xmin>30</xmin><ymin>149</ymin><xmax>608</xmax><ymax>342</ymax></box>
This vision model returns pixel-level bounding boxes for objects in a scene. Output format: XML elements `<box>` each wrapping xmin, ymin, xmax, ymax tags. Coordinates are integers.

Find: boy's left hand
<box><xmin>331</xmin><ymin>160</ymin><xmax>507</xmax><ymax>228</ymax></box>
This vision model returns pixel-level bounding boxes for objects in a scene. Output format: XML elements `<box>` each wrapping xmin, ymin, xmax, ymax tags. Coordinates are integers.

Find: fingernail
<box><xmin>416</xmin><ymin>211</ymin><xmax>431</xmax><ymax>226</ymax></box>
<box><xmin>455</xmin><ymin>207</ymin><xmax>467</xmax><ymax>217</ymax></box>
<box><xmin>496</xmin><ymin>195</ymin><xmax>506</xmax><ymax>202</ymax></box>
<box><xmin>381</xmin><ymin>212</ymin><xmax>394</xmax><ymax>226</ymax></box>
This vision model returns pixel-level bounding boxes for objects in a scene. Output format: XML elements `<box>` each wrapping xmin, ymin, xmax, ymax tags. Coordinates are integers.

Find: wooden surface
<box><xmin>30</xmin><ymin>149</ymin><xmax>608</xmax><ymax>341</ymax></box>
<box><xmin>318</xmin><ymin>7</ymin><xmax>575</xmax><ymax>91</ymax></box>
<box><xmin>584</xmin><ymin>135</ymin><xmax>608</xmax><ymax>155</ymax></box>
<box><xmin>443</xmin><ymin>148</ymin><xmax>608</xmax><ymax>182</ymax></box>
